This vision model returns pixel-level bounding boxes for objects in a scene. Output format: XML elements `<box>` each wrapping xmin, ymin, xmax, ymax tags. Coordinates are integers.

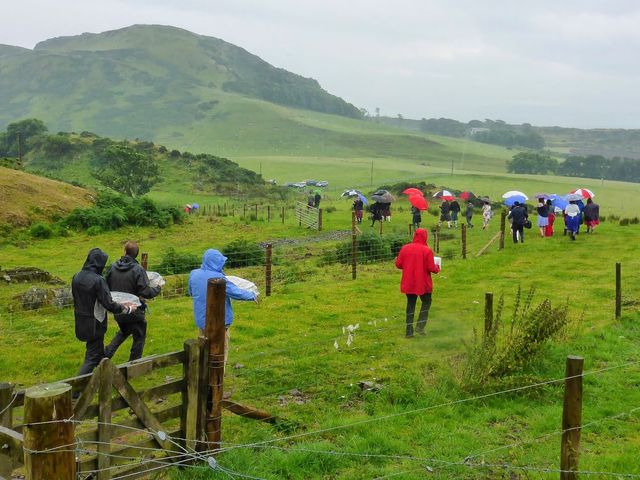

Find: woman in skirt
<box><xmin>537</xmin><ymin>198</ymin><xmax>549</xmax><ymax>238</ymax></box>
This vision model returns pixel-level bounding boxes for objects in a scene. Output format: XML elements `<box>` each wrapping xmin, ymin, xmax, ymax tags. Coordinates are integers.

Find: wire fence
<box><xmin>5</xmin><ymin>360</ymin><xmax>640</xmax><ymax>479</ymax></box>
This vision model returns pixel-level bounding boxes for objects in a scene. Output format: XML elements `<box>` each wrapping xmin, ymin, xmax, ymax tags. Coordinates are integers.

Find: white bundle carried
<box><xmin>110</xmin><ymin>291</ymin><xmax>142</xmax><ymax>306</ymax></box>
<box><xmin>146</xmin><ymin>271</ymin><xmax>166</xmax><ymax>288</ymax></box>
<box><xmin>226</xmin><ymin>275</ymin><xmax>259</xmax><ymax>296</ymax></box>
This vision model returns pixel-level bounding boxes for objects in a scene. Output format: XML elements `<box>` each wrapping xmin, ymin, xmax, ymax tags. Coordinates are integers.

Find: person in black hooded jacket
<box><xmin>72</xmin><ymin>248</ymin><xmax>136</xmax><ymax>375</ymax></box>
<box><xmin>105</xmin><ymin>241</ymin><xmax>161</xmax><ymax>362</ymax></box>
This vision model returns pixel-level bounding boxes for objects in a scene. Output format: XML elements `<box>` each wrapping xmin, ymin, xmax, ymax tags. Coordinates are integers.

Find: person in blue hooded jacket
<box><xmin>188</xmin><ymin>249</ymin><xmax>257</xmax><ymax>366</ymax></box>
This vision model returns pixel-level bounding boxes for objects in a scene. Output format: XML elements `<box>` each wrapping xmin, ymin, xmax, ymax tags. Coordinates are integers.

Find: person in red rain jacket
<box><xmin>395</xmin><ymin>228</ymin><xmax>440</xmax><ymax>337</ymax></box>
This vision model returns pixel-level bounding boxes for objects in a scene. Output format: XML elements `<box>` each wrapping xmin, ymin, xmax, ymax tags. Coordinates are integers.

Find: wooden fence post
<box><xmin>281</xmin><ymin>206</ymin><xmax>285</xmax><ymax>224</ymax></box>
<box><xmin>351</xmin><ymin>211</ymin><xmax>357</xmax><ymax>280</ymax></box>
<box><xmin>318</xmin><ymin>209</ymin><xmax>323</xmax><ymax>231</ymax></box>
<box><xmin>267</xmin><ymin>206</ymin><xmax>271</xmax><ymax>223</ymax></box>
<box><xmin>379</xmin><ymin>219</ymin><xmax>383</xmax><ymax>235</ymax></box>
<box><xmin>484</xmin><ymin>292</ymin><xmax>493</xmax><ymax>338</ymax></box>
<box><xmin>183</xmin><ymin>339</ymin><xmax>205</xmax><ymax>453</ymax></box>
<box><xmin>255</xmin><ymin>204</ymin><xmax>258</xmax><ymax>220</ymax></box>
<box><xmin>499</xmin><ymin>210</ymin><xmax>507</xmax><ymax>250</ymax></box>
<box><xmin>0</xmin><ymin>383</ymin><xmax>13</xmax><ymax>479</ymax></box>
<box><xmin>204</xmin><ymin>278</ymin><xmax>226</xmax><ymax>451</ymax></box>
<box><xmin>224</xmin><ymin>202</ymin><xmax>227</xmax><ymax>215</ymax></box>
<box><xmin>97</xmin><ymin>360</ymin><xmax>112</xmax><ymax>480</ymax></box>
<box><xmin>243</xmin><ymin>204</ymin><xmax>246</xmax><ymax>219</ymax></box>
<box><xmin>23</xmin><ymin>383</ymin><xmax>75</xmax><ymax>480</ymax></box>
<box><xmin>435</xmin><ymin>225</ymin><xmax>440</xmax><ymax>254</ymax></box>
<box><xmin>615</xmin><ymin>262</ymin><xmax>621</xmax><ymax>319</ymax></box>
<box><xmin>141</xmin><ymin>253</ymin><xmax>148</xmax><ymax>271</ymax></box>
<box><xmin>560</xmin><ymin>355</ymin><xmax>584</xmax><ymax>480</ymax></box>
<box><xmin>461</xmin><ymin>224</ymin><xmax>467</xmax><ymax>259</ymax></box>
<box><xmin>408</xmin><ymin>223</ymin><xmax>413</xmax><ymax>237</ymax></box>
<box><xmin>265</xmin><ymin>244</ymin><xmax>272</xmax><ymax>297</ymax></box>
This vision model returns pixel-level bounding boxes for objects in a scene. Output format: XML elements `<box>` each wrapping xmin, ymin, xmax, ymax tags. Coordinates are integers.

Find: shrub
<box><xmin>619</xmin><ymin>218</ymin><xmax>630</xmax><ymax>226</ymax></box>
<box><xmin>63</xmin><ymin>192</ymin><xmax>183</xmax><ymax>232</ymax></box>
<box><xmin>324</xmin><ymin>206</ymin><xmax>337</xmax><ymax>213</ymax></box>
<box><xmin>30</xmin><ymin>222</ymin><xmax>54</xmax><ymax>239</ymax></box>
<box><xmin>630</xmin><ymin>217</ymin><xmax>639</xmax><ymax>225</ymax></box>
<box><xmin>332</xmin><ymin>232</ymin><xmax>408</xmax><ymax>265</ymax></box>
<box><xmin>86</xmin><ymin>226</ymin><xmax>102</xmax><ymax>236</ymax></box>
<box><xmin>222</xmin><ymin>239</ymin><xmax>265</xmax><ymax>268</ymax></box>
<box><xmin>157</xmin><ymin>248</ymin><xmax>200</xmax><ymax>275</ymax></box>
<box><xmin>462</xmin><ymin>287</ymin><xmax>569</xmax><ymax>391</ymax></box>
<box><xmin>609</xmin><ymin>214</ymin><xmax>620</xmax><ymax>221</ymax></box>
<box><xmin>442</xmin><ymin>248</ymin><xmax>455</xmax><ymax>260</ymax></box>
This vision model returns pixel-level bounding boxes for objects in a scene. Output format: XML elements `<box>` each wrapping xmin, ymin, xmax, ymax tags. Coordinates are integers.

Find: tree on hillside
<box><xmin>3</xmin><ymin>118</ymin><xmax>48</xmax><ymax>156</ymax></box>
<box><xmin>93</xmin><ymin>144</ymin><xmax>160</xmax><ymax>197</ymax></box>
<box><xmin>507</xmin><ymin>152</ymin><xmax>558</xmax><ymax>175</ymax></box>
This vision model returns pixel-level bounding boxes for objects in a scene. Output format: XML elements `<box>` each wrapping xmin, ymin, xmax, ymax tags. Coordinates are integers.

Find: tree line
<box><xmin>507</xmin><ymin>151</ymin><xmax>640</xmax><ymax>183</ymax></box>
<box><xmin>0</xmin><ymin>118</ymin><xmax>265</xmax><ymax>197</ymax></box>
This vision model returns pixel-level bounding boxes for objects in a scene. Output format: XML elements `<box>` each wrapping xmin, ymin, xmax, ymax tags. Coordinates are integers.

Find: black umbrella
<box><xmin>371</xmin><ymin>189</ymin><xmax>395</xmax><ymax>203</ymax></box>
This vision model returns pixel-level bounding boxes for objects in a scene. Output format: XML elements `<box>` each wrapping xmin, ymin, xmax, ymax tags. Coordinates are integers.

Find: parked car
<box><xmin>315</xmin><ymin>181</ymin><xmax>329</xmax><ymax>187</ymax></box>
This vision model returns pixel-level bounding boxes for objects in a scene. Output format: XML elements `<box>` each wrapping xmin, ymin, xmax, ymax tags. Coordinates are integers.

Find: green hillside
<box><xmin>0</xmin><ymin>24</ymin><xmax>359</xmax><ymax>139</ymax></box>
<box><xmin>0</xmin><ymin>24</ymin><xmax>519</xmax><ymax>182</ymax></box>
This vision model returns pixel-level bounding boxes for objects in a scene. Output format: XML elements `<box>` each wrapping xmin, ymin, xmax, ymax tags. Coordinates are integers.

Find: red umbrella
<box><xmin>459</xmin><ymin>191</ymin><xmax>476</xmax><ymax>201</ymax></box>
<box><xmin>570</xmin><ymin>188</ymin><xmax>595</xmax><ymax>199</ymax></box>
<box><xmin>408</xmin><ymin>195</ymin><xmax>429</xmax><ymax>211</ymax></box>
<box><xmin>402</xmin><ymin>187</ymin><xmax>424</xmax><ymax>196</ymax></box>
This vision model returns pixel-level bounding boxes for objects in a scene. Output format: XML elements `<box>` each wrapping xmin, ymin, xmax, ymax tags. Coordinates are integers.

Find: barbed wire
<box><xmin>212</xmin><ymin>359</ymin><xmax>640</xmax><ymax>454</ymax></box>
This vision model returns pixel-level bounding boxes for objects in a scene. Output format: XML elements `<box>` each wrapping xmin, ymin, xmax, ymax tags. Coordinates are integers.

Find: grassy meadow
<box><xmin>2</xmin><ymin>186</ymin><xmax>640</xmax><ymax>478</ymax></box>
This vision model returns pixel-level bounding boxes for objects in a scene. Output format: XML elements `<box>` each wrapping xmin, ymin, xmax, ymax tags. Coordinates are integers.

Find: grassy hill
<box><xmin>0</xmin><ymin>166</ymin><xmax>93</xmax><ymax>226</ymax></box>
<box><xmin>0</xmin><ymin>24</ymin><xmax>519</xmax><ymax>183</ymax></box>
<box><xmin>0</xmin><ymin>24</ymin><xmax>360</xmax><ymax>139</ymax></box>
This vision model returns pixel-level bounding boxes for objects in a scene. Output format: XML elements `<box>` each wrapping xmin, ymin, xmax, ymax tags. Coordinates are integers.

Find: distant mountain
<box><xmin>0</xmin><ymin>25</ymin><xmax>360</xmax><ymax>144</ymax></box>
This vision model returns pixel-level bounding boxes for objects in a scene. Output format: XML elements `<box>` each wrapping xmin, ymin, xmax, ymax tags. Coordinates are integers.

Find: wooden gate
<box><xmin>0</xmin><ymin>340</ymin><xmax>207</xmax><ymax>480</ymax></box>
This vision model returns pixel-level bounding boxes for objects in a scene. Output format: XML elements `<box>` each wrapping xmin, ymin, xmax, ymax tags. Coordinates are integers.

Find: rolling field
<box><xmin>2</xmin><ymin>194</ymin><xmax>640</xmax><ymax>479</ymax></box>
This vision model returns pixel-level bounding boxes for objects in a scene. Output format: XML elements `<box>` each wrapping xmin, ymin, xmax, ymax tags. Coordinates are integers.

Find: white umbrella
<box><xmin>502</xmin><ymin>191</ymin><xmax>529</xmax><ymax>200</ymax></box>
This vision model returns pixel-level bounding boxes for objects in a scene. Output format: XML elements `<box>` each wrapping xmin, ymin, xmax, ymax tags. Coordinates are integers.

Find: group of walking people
<box><xmin>72</xmin><ymin>242</ymin><xmax>257</xmax><ymax>378</ymax></box>
<box><xmin>509</xmin><ymin>197</ymin><xmax>600</xmax><ymax>243</ymax></box>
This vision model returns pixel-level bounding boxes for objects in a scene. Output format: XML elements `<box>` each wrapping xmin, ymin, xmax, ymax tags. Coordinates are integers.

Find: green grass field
<box><xmin>2</xmin><ymin>196</ymin><xmax>640</xmax><ymax>479</ymax></box>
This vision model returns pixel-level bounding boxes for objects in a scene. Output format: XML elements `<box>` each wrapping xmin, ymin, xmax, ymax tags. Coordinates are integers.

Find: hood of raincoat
<box><xmin>412</xmin><ymin>228</ymin><xmax>428</xmax><ymax>245</ymax></box>
<box><xmin>112</xmin><ymin>255</ymin><xmax>138</xmax><ymax>272</ymax></box>
<box><xmin>202</xmin><ymin>249</ymin><xmax>227</xmax><ymax>272</ymax></box>
<box><xmin>82</xmin><ymin>248</ymin><xmax>109</xmax><ymax>275</ymax></box>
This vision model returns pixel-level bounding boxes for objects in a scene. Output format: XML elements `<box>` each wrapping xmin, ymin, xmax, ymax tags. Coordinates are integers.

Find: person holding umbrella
<box><xmin>395</xmin><ymin>228</ymin><xmax>440</xmax><ymax>338</ymax></box>
<box><xmin>583</xmin><ymin>198</ymin><xmax>600</xmax><ymax>233</ymax></box>
<box><xmin>439</xmin><ymin>200</ymin><xmax>452</xmax><ymax>228</ymax></box>
<box><xmin>407</xmin><ymin>194</ymin><xmax>428</xmax><ymax>229</ymax></box>
<box><xmin>449</xmin><ymin>199</ymin><xmax>461</xmax><ymax>227</ymax></box>
<box><xmin>536</xmin><ymin>198</ymin><xmax>549</xmax><ymax>238</ymax></box>
<box><xmin>353</xmin><ymin>197</ymin><xmax>364</xmax><ymax>223</ymax></box>
<box><xmin>508</xmin><ymin>201</ymin><xmax>528</xmax><ymax>243</ymax></box>
<box><xmin>564</xmin><ymin>201</ymin><xmax>581</xmax><ymax>240</ymax></box>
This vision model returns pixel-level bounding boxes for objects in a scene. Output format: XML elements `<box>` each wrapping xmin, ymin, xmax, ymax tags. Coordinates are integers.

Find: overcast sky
<box><xmin>2</xmin><ymin>0</ymin><xmax>639</xmax><ymax>128</ymax></box>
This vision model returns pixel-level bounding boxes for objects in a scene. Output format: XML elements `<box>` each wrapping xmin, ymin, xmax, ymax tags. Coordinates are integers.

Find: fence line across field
<box><xmin>3</xmin><ymin>349</ymin><xmax>639</xmax><ymax>479</ymax></box>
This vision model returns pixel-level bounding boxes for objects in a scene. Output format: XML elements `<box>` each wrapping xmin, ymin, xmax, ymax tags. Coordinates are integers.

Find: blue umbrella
<box><xmin>549</xmin><ymin>194</ymin><xmax>568</xmax><ymax>210</ymax></box>
<box><xmin>191</xmin><ymin>203</ymin><xmax>200</xmax><ymax>209</ymax></box>
<box><xmin>503</xmin><ymin>195</ymin><xmax>527</xmax><ymax>207</ymax></box>
<box><xmin>357</xmin><ymin>193</ymin><xmax>369</xmax><ymax>206</ymax></box>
